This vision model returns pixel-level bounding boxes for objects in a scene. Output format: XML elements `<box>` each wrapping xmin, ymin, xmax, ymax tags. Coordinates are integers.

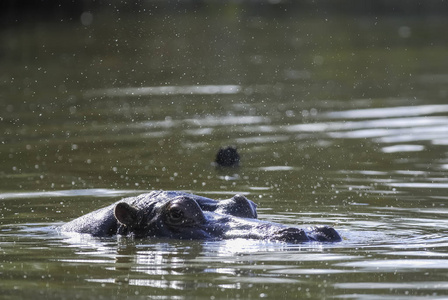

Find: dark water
<box><xmin>2</xmin><ymin>7</ymin><xmax>448</xmax><ymax>299</ymax></box>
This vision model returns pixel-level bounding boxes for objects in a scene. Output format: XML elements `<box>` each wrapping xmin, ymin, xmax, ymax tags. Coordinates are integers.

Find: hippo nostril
<box><xmin>274</xmin><ymin>227</ymin><xmax>310</xmax><ymax>243</ymax></box>
<box><xmin>307</xmin><ymin>225</ymin><xmax>342</xmax><ymax>242</ymax></box>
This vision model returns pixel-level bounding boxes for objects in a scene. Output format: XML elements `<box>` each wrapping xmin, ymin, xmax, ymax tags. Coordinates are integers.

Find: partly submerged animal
<box><xmin>215</xmin><ymin>146</ymin><xmax>240</xmax><ymax>167</ymax></box>
<box><xmin>60</xmin><ymin>191</ymin><xmax>341</xmax><ymax>243</ymax></box>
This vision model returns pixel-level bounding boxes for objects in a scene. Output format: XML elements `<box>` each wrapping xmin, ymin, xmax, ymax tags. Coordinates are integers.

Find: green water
<box><xmin>2</xmin><ymin>6</ymin><xmax>448</xmax><ymax>299</ymax></box>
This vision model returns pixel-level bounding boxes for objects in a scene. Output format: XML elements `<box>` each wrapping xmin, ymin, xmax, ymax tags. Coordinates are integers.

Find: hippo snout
<box><xmin>307</xmin><ymin>225</ymin><xmax>342</xmax><ymax>242</ymax></box>
<box><xmin>273</xmin><ymin>227</ymin><xmax>310</xmax><ymax>243</ymax></box>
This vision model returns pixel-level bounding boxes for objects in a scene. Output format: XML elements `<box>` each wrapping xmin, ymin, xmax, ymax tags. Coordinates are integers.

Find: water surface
<box><xmin>2</xmin><ymin>7</ymin><xmax>448</xmax><ymax>299</ymax></box>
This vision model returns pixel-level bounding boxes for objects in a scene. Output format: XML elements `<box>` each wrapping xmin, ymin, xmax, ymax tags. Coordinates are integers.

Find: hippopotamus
<box><xmin>60</xmin><ymin>191</ymin><xmax>341</xmax><ymax>243</ymax></box>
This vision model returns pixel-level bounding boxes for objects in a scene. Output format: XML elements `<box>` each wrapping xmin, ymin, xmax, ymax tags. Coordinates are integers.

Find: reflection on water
<box><xmin>287</xmin><ymin>105</ymin><xmax>448</xmax><ymax>145</ymax></box>
<box><xmin>4</xmin><ymin>203</ymin><xmax>448</xmax><ymax>298</ymax></box>
<box><xmin>2</xmin><ymin>6</ymin><xmax>448</xmax><ymax>300</ymax></box>
<box><xmin>325</xmin><ymin>104</ymin><xmax>448</xmax><ymax>119</ymax></box>
<box><xmin>0</xmin><ymin>188</ymin><xmax>141</xmax><ymax>200</ymax></box>
<box><xmin>85</xmin><ymin>84</ymin><xmax>242</xmax><ymax>97</ymax></box>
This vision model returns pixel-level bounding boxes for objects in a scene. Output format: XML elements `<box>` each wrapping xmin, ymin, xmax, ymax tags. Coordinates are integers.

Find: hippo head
<box><xmin>112</xmin><ymin>194</ymin><xmax>338</xmax><ymax>243</ymax></box>
<box><xmin>114</xmin><ymin>196</ymin><xmax>211</xmax><ymax>239</ymax></box>
<box><xmin>61</xmin><ymin>191</ymin><xmax>341</xmax><ymax>243</ymax></box>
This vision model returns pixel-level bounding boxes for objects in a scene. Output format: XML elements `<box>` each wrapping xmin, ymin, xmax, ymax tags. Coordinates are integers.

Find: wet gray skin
<box><xmin>60</xmin><ymin>191</ymin><xmax>341</xmax><ymax>243</ymax></box>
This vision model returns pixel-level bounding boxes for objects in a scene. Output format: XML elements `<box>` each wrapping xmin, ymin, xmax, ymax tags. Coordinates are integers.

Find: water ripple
<box><xmin>186</xmin><ymin>115</ymin><xmax>268</xmax><ymax>126</ymax></box>
<box><xmin>336</xmin><ymin>259</ymin><xmax>448</xmax><ymax>270</ymax></box>
<box><xmin>381</xmin><ymin>145</ymin><xmax>425</xmax><ymax>153</ymax></box>
<box><xmin>85</xmin><ymin>85</ymin><xmax>241</xmax><ymax>97</ymax></box>
<box><xmin>335</xmin><ymin>281</ymin><xmax>448</xmax><ymax>290</ymax></box>
<box><xmin>285</xmin><ymin>107</ymin><xmax>448</xmax><ymax>146</ymax></box>
<box><xmin>324</xmin><ymin>104</ymin><xmax>448</xmax><ymax>119</ymax></box>
<box><xmin>0</xmin><ymin>189</ymin><xmax>141</xmax><ymax>200</ymax></box>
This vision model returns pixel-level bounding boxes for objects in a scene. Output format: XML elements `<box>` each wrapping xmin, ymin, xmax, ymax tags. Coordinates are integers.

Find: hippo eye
<box><xmin>169</xmin><ymin>208</ymin><xmax>184</xmax><ymax>222</ymax></box>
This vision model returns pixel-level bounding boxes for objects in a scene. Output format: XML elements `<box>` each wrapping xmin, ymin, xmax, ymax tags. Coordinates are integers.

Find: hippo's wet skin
<box><xmin>60</xmin><ymin>191</ymin><xmax>341</xmax><ymax>243</ymax></box>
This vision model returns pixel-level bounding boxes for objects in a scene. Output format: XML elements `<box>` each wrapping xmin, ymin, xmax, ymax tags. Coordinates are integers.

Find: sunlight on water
<box><xmin>335</xmin><ymin>281</ymin><xmax>448</xmax><ymax>290</ymax></box>
<box><xmin>286</xmin><ymin>116</ymin><xmax>448</xmax><ymax>133</ymax></box>
<box><xmin>387</xmin><ymin>182</ymin><xmax>448</xmax><ymax>189</ymax></box>
<box><xmin>381</xmin><ymin>145</ymin><xmax>425</xmax><ymax>153</ymax></box>
<box><xmin>258</xmin><ymin>166</ymin><xmax>296</xmax><ymax>171</ymax></box>
<box><xmin>186</xmin><ymin>115</ymin><xmax>268</xmax><ymax>126</ymax></box>
<box><xmin>283</xmin><ymin>104</ymin><xmax>448</xmax><ymax>150</ymax></box>
<box><xmin>0</xmin><ymin>189</ymin><xmax>140</xmax><ymax>200</ymax></box>
<box><xmin>336</xmin><ymin>259</ymin><xmax>448</xmax><ymax>270</ymax></box>
<box><xmin>85</xmin><ymin>85</ymin><xmax>242</xmax><ymax>97</ymax></box>
<box><xmin>325</xmin><ymin>104</ymin><xmax>448</xmax><ymax>119</ymax></box>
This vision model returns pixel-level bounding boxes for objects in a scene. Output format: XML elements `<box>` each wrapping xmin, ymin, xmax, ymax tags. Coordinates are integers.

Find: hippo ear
<box><xmin>114</xmin><ymin>202</ymin><xmax>138</xmax><ymax>227</ymax></box>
